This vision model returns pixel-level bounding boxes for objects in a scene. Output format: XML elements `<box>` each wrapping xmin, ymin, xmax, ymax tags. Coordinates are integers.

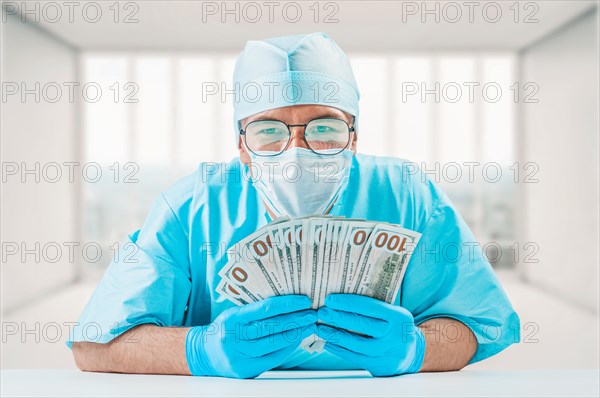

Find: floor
<box><xmin>1</xmin><ymin>270</ymin><xmax>599</xmax><ymax>370</ymax></box>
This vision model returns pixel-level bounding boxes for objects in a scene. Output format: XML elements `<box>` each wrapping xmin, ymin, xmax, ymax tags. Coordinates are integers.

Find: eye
<box><xmin>313</xmin><ymin>125</ymin><xmax>332</xmax><ymax>133</ymax></box>
<box><xmin>258</xmin><ymin>128</ymin><xmax>283</xmax><ymax>135</ymax></box>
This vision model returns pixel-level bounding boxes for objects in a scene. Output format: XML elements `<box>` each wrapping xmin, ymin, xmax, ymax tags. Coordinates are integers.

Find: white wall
<box><xmin>1</xmin><ymin>11</ymin><xmax>79</xmax><ymax>313</ymax></box>
<box><xmin>520</xmin><ymin>9</ymin><xmax>599</xmax><ymax>313</ymax></box>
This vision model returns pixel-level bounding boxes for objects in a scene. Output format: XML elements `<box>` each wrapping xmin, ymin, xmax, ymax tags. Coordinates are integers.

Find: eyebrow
<box><xmin>248</xmin><ymin>111</ymin><xmax>348</xmax><ymax>125</ymax></box>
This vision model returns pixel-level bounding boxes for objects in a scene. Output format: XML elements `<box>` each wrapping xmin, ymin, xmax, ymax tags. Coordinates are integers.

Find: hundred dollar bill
<box><xmin>329</xmin><ymin>220</ymin><xmax>350</xmax><ymax>296</ymax></box>
<box><xmin>300</xmin><ymin>218</ymin><xmax>311</xmax><ymax>297</ymax></box>
<box><xmin>291</xmin><ymin>220</ymin><xmax>304</xmax><ymax>294</ymax></box>
<box><xmin>297</xmin><ymin>215</ymin><xmax>328</xmax><ymax>289</ymax></box>
<box><xmin>317</xmin><ymin>220</ymin><xmax>344</xmax><ymax>307</ymax></box>
<box><xmin>351</xmin><ymin>224</ymin><xmax>421</xmax><ymax>303</ymax></box>
<box><xmin>220</xmin><ymin>216</ymin><xmax>291</xmax><ymax>292</ymax></box>
<box><xmin>314</xmin><ymin>220</ymin><xmax>334</xmax><ymax>308</ymax></box>
<box><xmin>267</xmin><ymin>224</ymin><xmax>292</xmax><ymax>292</ymax></box>
<box><xmin>218</xmin><ymin>256</ymin><xmax>270</xmax><ymax>301</ymax></box>
<box><xmin>339</xmin><ymin>221</ymin><xmax>377</xmax><ymax>293</ymax></box>
<box><xmin>240</xmin><ymin>227</ymin><xmax>288</xmax><ymax>295</ymax></box>
<box><xmin>216</xmin><ymin>277</ymin><xmax>253</xmax><ymax>305</ymax></box>
<box><xmin>328</xmin><ymin>219</ymin><xmax>364</xmax><ymax>296</ymax></box>
<box><xmin>304</xmin><ymin>218</ymin><xmax>327</xmax><ymax>308</ymax></box>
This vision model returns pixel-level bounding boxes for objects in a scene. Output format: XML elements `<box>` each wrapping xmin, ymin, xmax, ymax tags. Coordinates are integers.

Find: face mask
<box><xmin>248</xmin><ymin>148</ymin><xmax>353</xmax><ymax>218</ymax></box>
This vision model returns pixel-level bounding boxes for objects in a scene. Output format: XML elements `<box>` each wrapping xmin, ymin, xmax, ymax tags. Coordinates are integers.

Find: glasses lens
<box><xmin>305</xmin><ymin>118</ymin><xmax>350</xmax><ymax>154</ymax></box>
<box><xmin>245</xmin><ymin>120</ymin><xmax>289</xmax><ymax>154</ymax></box>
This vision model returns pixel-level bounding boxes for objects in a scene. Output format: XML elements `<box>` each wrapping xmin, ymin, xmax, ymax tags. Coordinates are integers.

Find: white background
<box><xmin>1</xmin><ymin>1</ymin><xmax>598</xmax><ymax>371</ymax></box>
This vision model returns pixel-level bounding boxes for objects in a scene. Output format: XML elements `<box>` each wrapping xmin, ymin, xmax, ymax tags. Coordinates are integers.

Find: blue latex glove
<box><xmin>186</xmin><ymin>295</ymin><xmax>316</xmax><ymax>379</ymax></box>
<box><xmin>316</xmin><ymin>294</ymin><xmax>426</xmax><ymax>377</ymax></box>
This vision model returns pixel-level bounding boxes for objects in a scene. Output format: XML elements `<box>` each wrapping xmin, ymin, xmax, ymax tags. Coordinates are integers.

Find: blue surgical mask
<box><xmin>248</xmin><ymin>148</ymin><xmax>353</xmax><ymax>218</ymax></box>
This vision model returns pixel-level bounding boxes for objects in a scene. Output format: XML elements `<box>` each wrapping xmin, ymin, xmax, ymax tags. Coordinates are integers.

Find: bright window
<box><xmin>82</xmin><ymin>52</ymin><xmax>516</xmax><ymax>274</ymax></box>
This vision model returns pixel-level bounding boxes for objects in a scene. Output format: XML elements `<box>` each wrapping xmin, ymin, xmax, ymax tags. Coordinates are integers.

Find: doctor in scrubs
<box><xmin>69</xmin><ymin>32</ymin><xmax>520</xmax><ymax>379</ymax></box>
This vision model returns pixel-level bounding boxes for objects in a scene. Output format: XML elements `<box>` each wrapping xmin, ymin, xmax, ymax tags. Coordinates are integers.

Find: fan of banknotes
<box><xmin>216</xmin><ymin>216</ymin><xmax>421</xmax><ymax>353</ymax></box>
<box><xmin>217</xmin><ymin>216</ymin><xmax>421</xmax><ymax>309</ymax></box>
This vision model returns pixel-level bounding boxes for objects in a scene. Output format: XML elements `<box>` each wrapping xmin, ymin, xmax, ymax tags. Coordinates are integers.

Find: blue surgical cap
<box><xmin>232</xmin><ymin>32</ymin><xmax>360</xmax><ymax>137</ymax></box>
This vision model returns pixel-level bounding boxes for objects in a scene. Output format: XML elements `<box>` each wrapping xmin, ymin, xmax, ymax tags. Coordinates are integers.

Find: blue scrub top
<box><xmin>66</xmin><ymin>154</ymin><xmax>520</xmax><ymax>368</ymax></box>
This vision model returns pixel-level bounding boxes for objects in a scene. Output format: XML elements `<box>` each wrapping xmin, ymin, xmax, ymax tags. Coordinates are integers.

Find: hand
<box><xmin>316</xmin><ymin>294</ymin><xmax>426</xmax><ymax>377</ymax></box>
<box><xmin>186</xmin><ymin>295</ymin><xmax>316</xmax><ymax>378</ymax></box>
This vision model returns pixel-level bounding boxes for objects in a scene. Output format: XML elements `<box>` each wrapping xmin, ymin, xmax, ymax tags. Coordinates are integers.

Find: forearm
<box><xmin>72</xmin><ymin>324</ymin><xmax>191</xmax><ymax>375</ymax></box>
<box><xmin>417</xmin><ymin>317</ymin><xmax>477</xmax><ymax>372</ymax></box>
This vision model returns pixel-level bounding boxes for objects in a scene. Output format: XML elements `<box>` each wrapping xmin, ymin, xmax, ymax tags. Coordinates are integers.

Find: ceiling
<box><xmin>5</xmin><ymin>0</ymin><xmax>598</xmax><ymax>52</ymax></box>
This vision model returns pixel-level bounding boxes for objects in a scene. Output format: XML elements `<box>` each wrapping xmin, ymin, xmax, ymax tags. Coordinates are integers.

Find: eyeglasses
<box><xmin>240</xmin><ymin>117</ymin><xmax>355</xmax><ymax>157</ymax></box>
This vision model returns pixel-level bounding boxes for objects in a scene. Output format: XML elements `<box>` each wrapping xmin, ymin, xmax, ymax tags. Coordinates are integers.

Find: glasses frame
<box><xmin>239</xmin><ymin>117</ymin><xmax>355</xmax><ymax>157</ymax></box>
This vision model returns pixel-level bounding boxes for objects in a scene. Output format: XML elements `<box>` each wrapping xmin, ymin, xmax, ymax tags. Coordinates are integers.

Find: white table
<box><xmin>1</xmin><ymin>369</ymin><xmax>598</xmax><ymax>397</ymax></box>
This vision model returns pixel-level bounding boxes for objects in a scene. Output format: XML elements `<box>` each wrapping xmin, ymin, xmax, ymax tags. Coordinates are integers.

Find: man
<box><xmin>68</xmin><ymin>32</ymin><xmax>520</xmax><ymax>378</ymax></box>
